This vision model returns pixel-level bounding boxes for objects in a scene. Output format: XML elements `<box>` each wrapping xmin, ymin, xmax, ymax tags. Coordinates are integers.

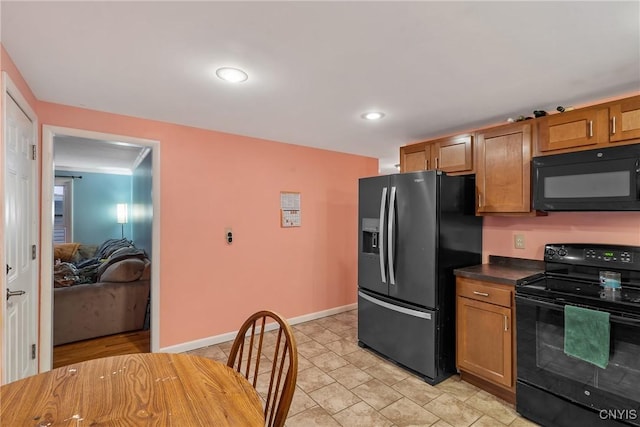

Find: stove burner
<box><xmin>517</xmin><ymin>243</ymin><xmax>640</xmax><ymax>315</ymax></box>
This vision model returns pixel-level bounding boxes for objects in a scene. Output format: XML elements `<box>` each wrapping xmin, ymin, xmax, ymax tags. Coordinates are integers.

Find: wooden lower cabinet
<box><xmin>456</xmin><ymin>277</ymin><xmax>515</xmax><ymax>403</ymax></box>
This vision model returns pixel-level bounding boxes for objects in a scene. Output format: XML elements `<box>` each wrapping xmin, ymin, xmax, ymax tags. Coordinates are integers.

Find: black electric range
<box><xmin>516</xmin><ymin>243</ymin><xmax>640</xmax><ymax>427</ymax></box>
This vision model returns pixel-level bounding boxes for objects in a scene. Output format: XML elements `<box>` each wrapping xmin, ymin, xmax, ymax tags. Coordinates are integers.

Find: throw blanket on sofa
<box><xmin>96</xmin><ymin>247</ymin><xmax>147</xmax><ymax>281</ymax></box>
<box><xmin>53</xmin><ymin>243</ymin><xmax>80</xmax><ymax>262</ymax></box>
<box><xmin>54</xmin><ymin>238</ymin><xmax>148</xmax><ymax>286</ymax></box>
<box><xmin>97</xmin><ymin>238</ymin><xmax>136</xmax><ymax>258</ymax></box>
<box><xmin>53</xmin><ymin>262</ymin><xmax>80</xmax><ymax>287</ymax></box>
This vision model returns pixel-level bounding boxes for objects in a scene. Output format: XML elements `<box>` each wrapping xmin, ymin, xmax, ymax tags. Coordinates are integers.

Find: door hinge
<box><xmin>31</xmin><ymin>144</ymin><xmax>37</xmax><ymax>160</ymax></box>
<box><xmin>32</xmin><ymin>244</ymin><xmax>37</xmax><ymax>260</ymax></box>
<box><xmin>31</xmin><ymin>344</ymin><xmax>36</xmax><ymax>360</ymax></box>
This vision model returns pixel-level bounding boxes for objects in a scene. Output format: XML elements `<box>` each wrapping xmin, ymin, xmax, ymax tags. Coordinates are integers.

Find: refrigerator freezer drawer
<box><xmin>358</xmin><ymin>291</ymin><xmax>436</xmax><ymax>380</ymax></box>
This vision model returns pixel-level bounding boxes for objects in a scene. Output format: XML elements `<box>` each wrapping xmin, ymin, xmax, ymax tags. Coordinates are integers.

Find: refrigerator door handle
<box><xmin>388</xmin><ymin>186</ymin><xmax>397</xmax><ymax>285</ymax></box>
<box><xmin>378</xmin><ymin>187</ymin><xmax>388</xmax><ymax>283</ymax></box>
<box><xmin>359</xmin><ymin>291</ymin><xmax>432</xmax><ymax>320</ymax></box>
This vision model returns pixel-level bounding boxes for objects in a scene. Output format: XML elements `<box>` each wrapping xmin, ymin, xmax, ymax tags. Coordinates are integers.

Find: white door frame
<box><xmin>40</xmin><ymin>126</ymin><xmax>161</xmax><ymax>371</ymax></box>
<box><xmin>1</xmin><ymin>72</ymin><xmax>39</xmax><ymax>383</ymax></box>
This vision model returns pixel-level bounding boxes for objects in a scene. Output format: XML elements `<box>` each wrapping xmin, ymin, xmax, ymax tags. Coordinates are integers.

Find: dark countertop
<box><xmin>454</xmin><ymin>256</ymin><xmax>545</xmax><ymax>286</ymax></box>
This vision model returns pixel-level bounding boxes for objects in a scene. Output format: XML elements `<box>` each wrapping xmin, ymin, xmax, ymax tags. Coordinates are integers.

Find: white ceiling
<box><xmin>2</xmin><ymin>1</ymin><xmax>639</xmax><ymax>174</ymax></box>
<box><xmin>53</xmin><ymin>135</ymin><xmax>149</xmax><ymax>175</ymax></box>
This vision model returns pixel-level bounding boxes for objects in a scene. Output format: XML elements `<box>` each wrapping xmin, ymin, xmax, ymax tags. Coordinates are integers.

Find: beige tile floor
<box><xmin>187</xmin><ymin>309</ymin><xmax>539</xmax><ymax>427</ymax></box>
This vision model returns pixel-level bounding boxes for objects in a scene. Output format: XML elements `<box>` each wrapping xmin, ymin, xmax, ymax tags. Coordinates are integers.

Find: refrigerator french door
<box><xmin>357</xmin><ymin>170</ymin><xmax>482</xmax><ymax>384</ymax></box>
<box><xmin>358</xmin><ymin>172</ymin><xmax>437</xmax><ymax>306</ymax></box>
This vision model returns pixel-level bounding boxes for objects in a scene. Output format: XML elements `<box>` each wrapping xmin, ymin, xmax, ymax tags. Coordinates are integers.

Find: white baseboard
<box><xmin>159</xmin><ymin>303</ymin><xmax>357</xmax><ymax>354</ymax></box>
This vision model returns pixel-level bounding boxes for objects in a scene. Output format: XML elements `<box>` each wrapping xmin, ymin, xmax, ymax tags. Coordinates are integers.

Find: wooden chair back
<box><xmin>227</xmin><ymin>310</ymin><xmax>298</xmax><ymax>427</ymax></box>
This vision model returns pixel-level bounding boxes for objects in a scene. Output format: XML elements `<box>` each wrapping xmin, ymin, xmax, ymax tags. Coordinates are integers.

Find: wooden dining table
<box><xmin>0</xmin><ymin>353</ymin><xmax>265</xmax><ymax>426</ymax></box>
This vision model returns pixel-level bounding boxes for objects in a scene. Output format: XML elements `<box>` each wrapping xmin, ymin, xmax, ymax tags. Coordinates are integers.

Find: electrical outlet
<box><xmin>225</xmin><ymin>227</ymin><xmax>233</xmax><ymax>244</ymax></box>
<box><xmin>514</xmin><ymin>234</ymin><xmax>525</xmax><ymax>249</ymax></box>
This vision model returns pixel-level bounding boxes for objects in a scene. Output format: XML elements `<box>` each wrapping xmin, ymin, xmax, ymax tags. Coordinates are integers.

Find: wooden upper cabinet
<box><xmin>537</xmin><ymin>107</ymin><xmax>609</xmax><ymax>154</ymax></box>
<box><xmin>400</xmin><ymin>134</ymin><xmax>473</xmax><ymax>174</ymax></box>
<box><xmin>431</xmin><ymin>134</ymin><xmax>474</xmax><ymax>175</ymax></box>
<box><xmin>610</xmin><ymin>95</ymin><xmax>640</xmax><ymax>143</ymax></box>
<box><xmin>400</xmin><ymin>142</ymin><xmax>431</xmax><ymax>172</ymax></box>
<box><xmin>536</xmin><ymin>95</ymin><xmax>640</xmax><ymax>156</ymax></box>
<box><xmin>476</xmin><ymin>122</ymin><xmax>533</xmax><ymax>214</ymax></box>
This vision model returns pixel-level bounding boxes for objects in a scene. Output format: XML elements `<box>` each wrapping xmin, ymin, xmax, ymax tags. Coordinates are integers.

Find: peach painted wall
<box><xmin>1</xmin><ymin>45</ymin><xmax>39</xmax><ymax>111</ymax></box>
<box><xmin>4</xmin><ymin>41</ymin><xmax>640</xmax><ymax>351</ymax></box>
<box><xmin>36</xmin><ymin>101</ymin><xmax>378</xmax><ymax>348</ymax></box>
<box><xmin>483</xmin><ymin>212</ymin><xmax>640</xmax><ymax>262</ymax></box>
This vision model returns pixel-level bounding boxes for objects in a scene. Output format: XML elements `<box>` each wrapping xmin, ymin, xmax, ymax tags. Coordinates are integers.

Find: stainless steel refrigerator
<box><xmin>358</xmin><ymin>170</ymin><xmax>482</xmax><ymax>384</ymax></box>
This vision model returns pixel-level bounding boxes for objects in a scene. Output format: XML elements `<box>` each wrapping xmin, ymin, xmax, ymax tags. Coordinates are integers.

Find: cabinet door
<box><xmin>610</xmin><ymin>96</ymin><xmax>640</xmax><ymax>143</ymax></box>
<box><xmin>400</xmin><ymin>143</ymin><xmax>431</xmax><ymax>172</ymax></box>
<box><xmin>537</xmin><ymin>108</ymin><xmax>609</xmax><ymax>153</ymax></box>
<box><xmin>476</xmin><ymin>122</ymin><xmax>532</xmax><ymax>213</ymax></box>
<box><xmin>457</xmin><ymin>296</ymin><xmax>512</xmax><ymax>388</ymax></box>
<box><xmin>432</xmin><ymin>134</ymin><xmax>473</xmax><ymax>174</ymax></box>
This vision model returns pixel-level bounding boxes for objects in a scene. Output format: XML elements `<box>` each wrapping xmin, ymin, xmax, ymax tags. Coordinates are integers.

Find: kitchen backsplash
<box><xmin>482</xmin><ymin>211</ymin><xmax>640</xmax><ymax>263</ymax></box>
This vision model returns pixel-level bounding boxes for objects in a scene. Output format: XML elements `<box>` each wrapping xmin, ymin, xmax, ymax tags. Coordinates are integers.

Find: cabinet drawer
<box><xmin>456</xmin><ymin>277</ymin><xmax>512</xmax><ymax>308</ymax></box>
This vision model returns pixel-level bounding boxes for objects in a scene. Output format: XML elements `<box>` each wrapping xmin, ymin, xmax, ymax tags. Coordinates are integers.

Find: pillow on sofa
<box><xmin>54</xmin><ymin>243</ymin><xmax>80</xmax><ymax>262</ymax></box>
<box><xmin>100</xmin><ymin>258</ymin><xmax>147</xmax><ymax>282</ymax></box>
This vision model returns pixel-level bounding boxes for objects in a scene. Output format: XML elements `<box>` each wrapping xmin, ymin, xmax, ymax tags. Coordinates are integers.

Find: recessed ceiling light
<box><xmin>215</xmin><ymin>67</ymin><xmax>248</xmax><ymax>83</ymax></box>
<box><xmin>361</xmin><ymin>112</ymin><xmax>385</xmax><ymax>120</ymax></box>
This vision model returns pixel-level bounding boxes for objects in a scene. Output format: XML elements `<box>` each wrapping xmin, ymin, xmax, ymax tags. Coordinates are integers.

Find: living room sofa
<box><xmin>53</xmin><ymin>239</ymin><xmax>151</xmax><ymax>346</ymax></box>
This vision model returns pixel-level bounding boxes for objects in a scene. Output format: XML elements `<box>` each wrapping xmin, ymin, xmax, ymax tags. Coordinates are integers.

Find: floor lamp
<box><xmin>117</xmin><ymin>203</ymin><xmax>128</xmax><ymax>239</ymax></box>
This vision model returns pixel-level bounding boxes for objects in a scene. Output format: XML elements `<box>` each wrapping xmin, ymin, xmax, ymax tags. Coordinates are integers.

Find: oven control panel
<box><xmin>545</xmin><ymin>243</ymin><xmax>640</xmax><ymax>268</ymax></box>
<box><xmin>584</xmin><ymin>248</ymin><xmax>632</xmax><ymax>263</ymax></box>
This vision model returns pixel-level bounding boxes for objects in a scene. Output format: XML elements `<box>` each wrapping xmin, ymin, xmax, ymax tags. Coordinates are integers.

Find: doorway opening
<box><xmin>40</xmin><ymin>126</ymin><xmax>160</xmax><ymax>371</ymax></box>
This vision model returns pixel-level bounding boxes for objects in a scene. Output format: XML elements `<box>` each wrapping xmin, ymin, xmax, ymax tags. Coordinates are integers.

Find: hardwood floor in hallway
<box><xmin>53</xmin><ymin>329</ymin><xmax>150</xmax><ymax>368</ymax></box>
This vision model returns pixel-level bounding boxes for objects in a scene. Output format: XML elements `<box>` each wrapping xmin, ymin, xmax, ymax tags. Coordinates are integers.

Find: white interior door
<box><xmin>3</xmin><ymin>76</ymin><xmax>38</xmax><ymax>384</ymax></box>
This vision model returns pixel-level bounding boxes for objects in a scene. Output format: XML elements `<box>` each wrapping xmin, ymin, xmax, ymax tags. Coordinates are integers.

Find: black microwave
<box><xmin>532</xmin><ymin>144</ymin><xmax>640</xmax><ymax>211</ymax></box>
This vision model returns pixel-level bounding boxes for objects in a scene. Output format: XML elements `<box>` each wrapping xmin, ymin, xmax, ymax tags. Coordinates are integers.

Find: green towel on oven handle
<box><xmin>564</xmin><ymin>304</ymin><xmax>610</xmax><ymax>369</ymax></box>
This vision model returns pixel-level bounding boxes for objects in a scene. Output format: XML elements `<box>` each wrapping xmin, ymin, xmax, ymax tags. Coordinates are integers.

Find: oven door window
<box><xmin>517</xmin><ymin>296</ymin><xmax>640</xmax><ymax>412</ymax></box>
